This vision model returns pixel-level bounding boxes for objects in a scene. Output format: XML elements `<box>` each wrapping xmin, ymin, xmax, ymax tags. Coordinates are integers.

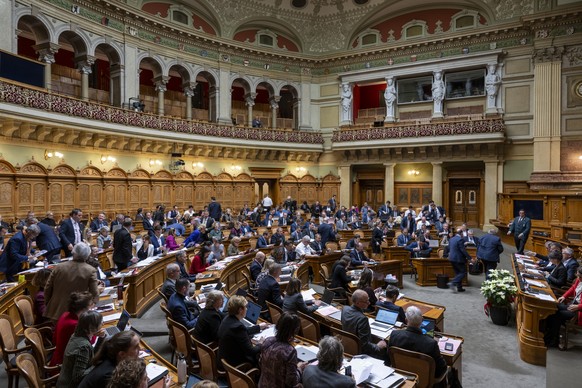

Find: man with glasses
<box><xmin>162</xmin><ymin>263</ymin><xmax>199</xmax><ymax>312</ymax></box>
<box><xmin>341</xmin><ymin>289</ymin><xmax>387</xmax><ymax>360</ymax></box>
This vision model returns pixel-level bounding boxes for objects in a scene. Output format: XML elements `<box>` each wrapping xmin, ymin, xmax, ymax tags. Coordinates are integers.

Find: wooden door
<box><xmin>359</xmin><ymin>180</ymin><xmax>384</xmax><ymax>211</ymax></box>
<box><xmin>449</xmin><ymin>179</ymin><xmax>480</xmax><ymax>228</ymax></box>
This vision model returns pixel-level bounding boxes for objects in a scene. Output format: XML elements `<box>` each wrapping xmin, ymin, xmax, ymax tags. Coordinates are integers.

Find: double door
<box><xmin>449</xmin><ymin>179</ymin><xmax>480</xmax><ymax>228</ymax></box>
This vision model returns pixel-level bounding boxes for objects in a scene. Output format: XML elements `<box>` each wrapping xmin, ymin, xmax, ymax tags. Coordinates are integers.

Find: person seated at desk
<box><xmin>302</xmin><ymin>336</ymin><xmax>356</xmax><ymax>388</ymax></box>
<box><xmin>528</xmin><ymin>241</ymin><xmax>562</xmax><ymax>269</ymax></box>
<box><xmin>168</xmin><ymin>278</ymin><xmax>199</xmax><ymax>330</ymax></box>
<box><xmin>349</xmin><ymin>242</ymin><xmax>372</xmax><ymax>267</ymax></box>
<box><xmin>78</xmin><ymin>330</ymin><xmax>141</xmax><ymax>388</ymax></box>
<box><xmin>341</xmin><ymin>290</ymin><xmax>387</xmax><ymax>360</ymax></box>
<box><xmin>107</xmin><ymin>359</ymin><xmax>149</xmax><ymax>388</ymax></box>
<box><xmin>356</xmin><ymin>268</ymin><xmax>377</xmax><ymax>312</ymax></box>
<box><xmin>295</xmin><ymin>235</ymin><xmax>317</xmax><ymax>257</ymax></box>
<box><xmin>258</xmin><ymin>312</ymin><xmax>305</xmax><ymax>388</ymax></box>
<box><xmin>96</xmin><ymin>226</ymin><xmax>112</xmax><ymax>249</ymax></box>
<box><xmin>250</xmin><ymin>251</ymin><xmax>266</xmax><ymax>281</ymax></box>
<box><xmin>183</xmin><ymin>225</ymin><xmax>202</xmax><ymax>248</ymax></box>
<box><xmin>544</xmin><ymin>250</ymin><xmax>567</xmax><ymax>288</ymax></box>
<box><xmin>310</xmin><ymin>233</ymin><xmax>325</xmax><ymax>255</ymax></box>
<box><xmin>545</xmin><ymin>266</ymin><xmax>582</xmax><ymax>347</ymax></box>
<box><xmin>218</xmin><ymin>296</ymin><xmax>267</xmax><ymax>369</ymax></box>
<box><xmin>165</xmin><ymin>228</ymin><xmax>181</xmax><ymax>252</ymax></box>
<box><xmin>256</xmin><ymin>258</ymin><xmax>275</xmax><ymax>288</ymax></box>
<box><xmin>51</xmin><ymin>291</ymin><xmax>96</xmax><ymax>368</ymax></box>
<box><xmin>405</xmin><ymin>234</ymin><xmax>431</xmax><ymax>258</ymax></box>
<box><xmin>562</xmin><ymin>247</ymin><xmax>580</xmax><ymax>283</ymax></box>
<box><xmin>464</xmin><ymin>229</ymin><xmax>480</xmax><ymax>247</ymax></box>
<box><xmin>279</xmin><ymin>240</ymin><xmax>297</xmax><ymax>264</ymax></box>
<box><xmin>227</xmin><ymin>237</ymin><xmax>243</xmax><ymax>256</ymax></box>
<box><xmin>388</xmin><ymin>306</ymin><xmax>447</xmax><ymax>378</ymax></box>
<box><xmin>194</xmin><ymin>290</ymin><xmax>226</xmax><ymax>345</ymax></box>
<box><xmin>90</xmin><ymin>213</ymin><xmax>109</xmax><ymax>233</ymax></box>
<box><xmin>87</xmin><ymin>245</ymin><xmax>111</xmax><ymax>286</ymax></box>
<box><xmin>189</xmin><ymin>246</ymin><xmax>212</xmax><ymax>275</ymax></box>
<box><xmin>58</xmin><ymin>310</ymin><xmax>105</xmax><ymax>388</ymax></box>
<box><xmin>209</xmin><ymin>237</ymin><xmax>225</xmax><ymax>263</ymax></box>
<box><xmin>257</xmin><ymin>231</ymin><xmax>271</xmax><ymax>249</ymax></box>
<box><xmin>346</xmin><ymin>234</ymin><xmax>361</xmax><ymax>250</ymax></box>
<box><xmin>376</xmin><ymin>285</ymin><xmax>406</xmax><ymax>323</ymax></box>
<box><xmin>175</xmin><ymin>250</ymin><xmax>196</xmax><ymax>282</ymax></box>
<box><xmin>271</xmin><ymin>227</ymin><xmax>286</xmax><ymax>246</ymax></box>
<box><xmin>258</xmin><ymin>264</ymin><xmax>284</xmax><ymax>311</ymax></box>
<box><xmin>135</xmin><ymin>234</ymin><xmax>155</xmax><ymax>261</ymax></box>
<box><xmin>283</xmin><ymin>278</ymin><xmax>320</xmax><ymax>315</ymax></box>
<box><xmin>229</xmin><ymin>221</ymin><xmax>244</xmax><ymax>240</ymax></box>
<box><xmin>330</xmin><ymin>257</ymin><xmax>352</xmax><ymax>294</ymax></box>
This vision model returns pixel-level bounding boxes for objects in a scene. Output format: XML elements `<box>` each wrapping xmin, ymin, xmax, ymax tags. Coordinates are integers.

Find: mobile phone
<box><xmin>445</xmin><ymin>342</ymin><xmax>454</xmax><ymax>351</ymax></box>
<box><xmin>345</xmin><ymin>365</ymin><xmax>351</xmax><ymax>376</ymax></box>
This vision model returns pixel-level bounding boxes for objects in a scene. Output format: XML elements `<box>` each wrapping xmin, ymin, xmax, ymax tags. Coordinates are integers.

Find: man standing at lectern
<box><xmin>507</xmin><ymin>209</ymin><xmax>531</xmax><ymax>255</ymax></box>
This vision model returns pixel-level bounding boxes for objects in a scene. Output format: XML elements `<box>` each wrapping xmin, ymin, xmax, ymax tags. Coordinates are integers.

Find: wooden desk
<box><xmin>512</xmin><ymin>254</ymin><xmax>558</xmax><ymax>366</ymax></box>
<box><xmin>140</xmin><ymin>339</ymin><xmax>180</xmax><ymax>387</ymax></box>
<box><xmin>0</xmin><ymin>282</ymin><xmax>26</xmax><ymax>334</ymax></box>
<box><xmin>305</xmin><ymin>252</ymin><xmax>343</xmax><ymax>284</ymax></box>
<box><xmin>382</xmin><ymin>246</ymin><xmax>414</xmax><ymax>274</ymax></box>
<box><xmin>395</xmin><ymin>296</ymin><xmax>446</xmax><ymax>332</ymax></box>
<box><xmin>411</xmin><ymin>257</ymin><xmax>468</xmax><ymax>287</ymax></box>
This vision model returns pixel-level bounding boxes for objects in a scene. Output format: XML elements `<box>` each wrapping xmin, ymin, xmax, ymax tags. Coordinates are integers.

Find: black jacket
<box><xmin>194</xmin><ymin>308</ymin><xmax>225</xmax><ymax>344</ymax></box>
<box><xmin>388</xmin><ymin>326</ymin><xmax>447</xmax><ymax>377</ymax></box>
<box><xmin>218</xmin><ymin>315</ymin><xmax>260</xmax><ymax>368</ymax></box>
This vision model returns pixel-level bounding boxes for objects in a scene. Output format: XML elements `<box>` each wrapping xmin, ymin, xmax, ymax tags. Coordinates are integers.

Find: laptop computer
<box><xmin>317</xmin><ymin>289</ymin><xmax>336</xmax><ymax>308</ymax></box>
<box><xmin>105</xmin><ymin>309</ymin><xmax>130</xmax><ymax>336</ymax></box>
<box><xmin>370</xmin><ymin>309</ymin><xmax>399</xmax><ymax>331</ymax></box>
<box><xmin>242</xmin><ymin>301</ymin><xmax>261</xmax><ymax>328</ymax></box>
<box><xmin>421</xmin><ymin>319</ymin><xmax>435</xmax><ymax>337</ymax></box>
<box><xmin>295</xmin><ymin>346</ymin><xmax>318</xmax><ymax>362</ymax></box>
<box><xmin>220</xmin><ymin>297</ymin><xmax>229</xmax><ymax>313</ymax></box>
<box><xmin>102</xmin><ymin>240</ymin><xmax>111</xmax><ymax>250</ymax></box>
<box><xmin>235</xmin><ymin>288</ymin><xmax>248</xmax><ymax>297</ymax></box>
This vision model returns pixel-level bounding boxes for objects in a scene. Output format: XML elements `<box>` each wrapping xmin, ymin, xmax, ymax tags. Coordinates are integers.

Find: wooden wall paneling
<box><xmin>152</xmin><ymin>170</ymin><xmax>174</xmax><ymax>208</ymax></box>
<box><xmin>174</xmin><ymin>171</ymin><xmax>195</xmax><ymax>210</ymax></box>
<box><xmin>233</xmin><ymin>173</ymin><xmax>255</xmax><ymax>211</ymax></box>
<box><xmin>321</xmin><ymin>174</ymin><xmax>341</xmax><ymax>206</ymax></box>
<box><xmin>0</xmin><ymin>160</ymin><xmax>17</xmax><ymax>220</ymax></box>
<box><xmin>128</xmin><ymin>169</ymin><xmax>152</xmax><ymax>214</ymax></box>
<box><xmin>194</xmin><ymin>172</ymin><xmax>214</xmax><ymax>211</ymax></box>
<box><xmin>104</xmin><ymin>168</ymin><xmax>128</xmax><ymax>214</ymax></box>
<box><xmin>298</xmin><ymin>174</ymin><xmax>318</xmax><ymax>204</ymax></box>
<box><xmin>279</xmin><ymin>174</ymin><xmax>299</xmax><ymax>206</ymax></box>
<box><xmin>394</xmin><ymin>182</ymin><xmax>432</xmax><ymax>209</ymax></box>
<box><xmin>17</xmin><ymin>162</ymin><xmax>48</xmax><ymax>219</ymax></box>
<box><xmin>566</xmin><ymin>198</ymin><xmax>582</xmax><ymax>225</ymax></box>
<box><xmin>548</xmin><ymin>198</ymin><xmax>563</xmax><ymax>224</ymax></box>
<box><xmin>215</xmin><ymin>173</ymin><xmax>234</xmax><ymax>211</ymax></box>
<box><xmin>78</xmin><ymin>166</ymin><xmax>104</xmax><ymax>219</ymax></box>
<box><xmin>49</xmin><ymin>164</ymin><xmax>78</xmax><ymax>217</ymax></box>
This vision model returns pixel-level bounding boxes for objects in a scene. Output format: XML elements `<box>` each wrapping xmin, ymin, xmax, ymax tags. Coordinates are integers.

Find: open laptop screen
<box><xmin>245</xmin><ymin>301</ymin><xmax>261</xmax><ymax>324</ymax></box>
<box><xmin>375</xmin><ymin>309</ymin><xmax>398</xmax><ymax>325</ymax></box>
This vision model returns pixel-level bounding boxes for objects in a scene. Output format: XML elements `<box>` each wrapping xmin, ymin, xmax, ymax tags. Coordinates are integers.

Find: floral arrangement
<box><xmin>480</xmin><ymin>269</ymin><xmax>518</xmax><ymax>307</ymax></box>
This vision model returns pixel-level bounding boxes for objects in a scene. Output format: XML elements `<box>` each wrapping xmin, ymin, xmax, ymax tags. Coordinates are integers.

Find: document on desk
<box><xmin>348</xmin><ymin>355</ymin><xmax>399</xmax><ymax>386</ymax></box>
<box><xmin>146</xmin><ymin>362</ymin><xmax>168</xmax><ymax>386</ymax></box>
<box><xmin>102</xmin><ymin>312</ymin><xmax>122</xmax><ymax>323</ymax></box>
<box><xmin>301</xmin><ymin>289</ymin><xmax>316</xmax><ymax>302</ymax></box>
<box><xmin>530</xmin><ymin>293</ymin><xmax>555</xmax><ymax>302</ymax></box>
<box><xmin>253</xmin><ymin>326</ymin><xmax>276</xmax><ymax>341</ymax></box>
<box><xmin>524</xmin><ymin>278</ymin><xmax>546</xmax><ymax>288</ymax></box>
<box><xmin>317</xmin><ymin>305</ymin><xmax>340</xmax><ymax>316</ymax></box>
<box><xmin>438</xmin><ymin>337</ymin><xmax>462</xmax><ymax>355</ymax></box>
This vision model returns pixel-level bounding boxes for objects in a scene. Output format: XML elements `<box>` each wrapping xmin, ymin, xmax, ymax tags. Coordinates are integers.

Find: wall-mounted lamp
<box><xmin>192</xmin><ymin>162</ymin><xmax>204</xmax><ymax>169</ymax></box>
<box><xmin>579</xmin><ymin>155</ymin><xmax>582</xmax><ymax>160</ymax></box>
<box><xmin>101</xmin><ymin>155</ymin><xmax>116</xmax><ymax>164</ymax></box>
<box><xmin>295</xmin><ymin>167</ymin><xmax>306</xmax><ymax>173</ymax></box>
<box><xmin>407</xmin><ymin>169</ymin><xmax>420</xmax><ymax>176</ymax></box>
<box><xmin>229</xmin><ymin>164</ymin><xmax>242</xmax><ymax>174</ymax></box>
<box><xmin>44</xmin><ymin>150</ymin><xmax>64</xmax><ymax>160</ymax></box>
<box><xmin>149</xmin><ymin>159</ymin><xmax>162</xmax><ymax>167</ymax></box>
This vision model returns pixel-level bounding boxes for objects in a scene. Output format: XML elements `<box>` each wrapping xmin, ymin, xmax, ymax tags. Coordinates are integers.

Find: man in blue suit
<box><xmin>0</xmin><ymin>224</ymin><xmax>40</xmax><ymax>281</ymax></box>
<box><xmin>507</xmin><ymin>209</ymin><xmax>531</xmax><ymax>255</ymax></box>
<box><xmin>32</xmin><ymin>219</ymin><xmax>62</xmax><ymax>263</ymax></box>
<box><xmin>167</xmin><ymin>277</ymin><xmax>198</xmax><ymax>330</ymax></box>
<box><xmin>59</xmin><ymin>208</ymin><xmax>85</xmax><ymax>257</ymax></box>
<box><xmin>448</xmin><ymin>229</ymin><xmax>474</xmax><ymax>292</ymax></box>
<box><xmin>256</xmin><ymin>231</ymin><xmax>271</xmax><ymax>248</ymax></box>
<box><xmin>477</xmin><ymin>229</ymin><xmax>504</xmax><ymax>280</ymax></box>
<box><xmin>317</xmin><ymin>218</ymin><xmax>336</xmax><ymax>246</ymax></box>
<box><xmin>150</xmin><ymin>225</ymin><xmax>166</xmax><ymax>255</ymax></box>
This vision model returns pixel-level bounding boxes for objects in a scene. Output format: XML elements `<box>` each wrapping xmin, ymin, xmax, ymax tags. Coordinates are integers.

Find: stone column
<box><xmin>299</xmin><ymin>80</ymin><xmax>312</xmax><ymax>130</ymax></box>
<box><xmin>483</xmin><ymin>161</ymin><xmax>500</xmax><ymax>230</ymax></box>
<box><xmin>0</xmin><ymin>0</ymin><xmax>13</xmax><ymax>52</ymax></box>
<box><xmin>245</xmin><ymin>92</ymin><xmax>257</xmax><ymax>127</ymax></box>
<box><xmin>76</xmin><ymin>56</ymin><xmax>95</xmax><ymax>101</ymax></box>
<box><xmin>209</xmin><ymin>85</ymin><xmax>219</xmax><ymax>122</ymax></box>
<box><xmin>292</xmin><ymin>98</ymin><xmax>301</xmax><ymax>130</ymax></box>
<box><xmin>216</xmin><ymin>66</ymin><xmax>231</xmax><ymax>125</ymax></box>
<box><xmin>109</xmin><ymin>63</ymin><xmax>124</xmax><ymax>107</ymax></box>
<box><xmin>383</xmin><ymin>163</ymin><xmax>395</xmax><ymax>204</ymax></box>
<box><xmin>269</xmin><ymin>96</ymin><xmax>281</xmax><ymax>129</ymax></box>
<box><xmin>154</xmin><ymin>76</ymin><xmax>169</xmax><ymax>116</ymax></box>
<box><xmin>34</xmin><ymin>43</ymin><xmax>59</xmax><ymax>91</ymax></box>
<box><xmin>431</xmin><ymin>162</ymin><xmax>443</xmax><ymax>206</ymax></box>
<box><xmin>123</xmin><ymin>44</ymin><xmax>139</xmax><ymax>106</ymax></box>
<box><xmin>532</xmin><ymin>47</ymin><xmax>563</xmax><ymax>172</ymax></box>
<box><xmin>432</xmin><ymin>70</ymin><xmax>445</xmax><ymax>119</ymax></box>
<box><xmin>338</xmin><ymin>165</ymin><xmax>352</xmax><ymax>208</ymax></box>
<box><xmin>183</xmin><ymin>82</ymin><xmax>197</xmax><ymax>120</ymax></box>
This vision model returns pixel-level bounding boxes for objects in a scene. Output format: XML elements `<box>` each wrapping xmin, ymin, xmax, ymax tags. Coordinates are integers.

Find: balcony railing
<box><xmin>0</xmin><ymin>80</ymin><xmax>324</xmax><ymax>145</ymax></box>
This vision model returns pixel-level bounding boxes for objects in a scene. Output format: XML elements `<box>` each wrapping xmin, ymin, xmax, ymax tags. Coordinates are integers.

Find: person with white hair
<box><xmin>562</xmin><ymin>247</ymin><xmax>580</xmax><ymax>282</ymax></box>
<box><xmin>302</xmin><ymin>336</ymin><xmax>356</xmax><ymax>388</ymax></box>
<box><xmin>388</xmin><ymin>306</ymin><xmax>447</xmax><ymax>378</ymax></box>
<box><xmin>44</xmin><ymin>242</ymin><xmax>100</xmax><ymax>321</ymax></box>
<box><xmin>476</xmin><ymin>228</ymin><xmax>504</xmax><ymax>280</ymax></box>
<box><xmin>295</xmin><ymin>235</ymin><xmax>316</xmax><ymax>257</ymax></box>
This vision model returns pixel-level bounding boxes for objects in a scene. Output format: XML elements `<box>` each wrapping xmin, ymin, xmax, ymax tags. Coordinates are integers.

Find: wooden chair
<box><xmin>297</xmin><ymin>311</ymin><xmax>321</xmax><ymax>343</ymax></box>
<box><xmin>221</xmin><ymin>358</ymin><xmax>259</xmax><ymax>388</ymax></box>
<box><xmin>24</xmin><ymin>328</ymin><xmax>60</xmax><ymax>378</ymax></box>
<box><xmin>560</xmin><ymin>315</ymin><xmax>580</xmax><ymax>351</ymax></box>
<box><xmin>319</xmin><ymin>263</ymin><xmax>332</xmax><ymax>288</ymax></box>
<box><xmin>16</xmin><ymin>353</ymin><xmax>59</xmax><ymax>388</ymax></box>
<box><xmin>330</xmin><ymin>327</ymin><xmax>361</xmax><ymax>357</ymax></box>
<box><xmin>167</xmin><ymin>317</ymin><xmax>198</xmax><ymax>373</ymax></box>
<box><xmin>0</xmin><ymin>314</ymin><xmax>30</xmax><ymax>388</ymax></box>
<box><xmin>241</xmin><ymin>271</ymin><xmax>257</xmax><ymax>295</ymax></box>
<box><xmin>345</xmin><ymin>291</ymin><xmax>353</xmax><ymax>306</ymax></box>
<box><xmin>192</xmin><ymin>337</ymin><xmax>226</xmax><ymax>383</ymax></box>
<box><xmin>156</xmin><ymin>285</ymin><xmax>169</xmax><ymax>303</ymax></box>
<box><xmin>106</xmin><ymin>251</ymin><xmax>116</xmax><ymax>271</ymax></box>
<box><xmin>339</xmin><ymin>241</ymin><xmax>347</xmax><ymax>250</ymax></box>
<box><xmin>248</xmin><ymin>237</ymin><xmax>257</xmax><ymax>250</ymax></box>
<box><xmin>159</xmin><ymin>301</ymin><xmax>177</xmax><ymax>363</ymax></box>
<box><xmin>326</xmin><ymin>241</ymin><xmax>339</xmax><ymax>251</ymax></box>
<box><xmin>388</xmin><ymin>346</ymin><xmax>448</xmax><ymax>388</ymax></box>
<box><xmin>266</xmin><ymin>301</ymin><xmax>283</xmax><ymax>325</ymax></box>
<box><xmin>14</xmin><ymin>295</ymin><xmax>54</xmax><ymax>344</ymax></box>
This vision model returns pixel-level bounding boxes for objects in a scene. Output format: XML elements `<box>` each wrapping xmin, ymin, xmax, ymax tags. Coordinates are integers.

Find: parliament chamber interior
<box><xmin>0</xmin><ymin>0</ymin><xmax>582</xmax><ymax>387</ymax></box>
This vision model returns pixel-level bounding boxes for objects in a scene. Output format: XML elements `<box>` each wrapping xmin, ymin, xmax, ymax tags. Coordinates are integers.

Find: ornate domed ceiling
<box><xmin>135</xmin><ymin>0</ymin><xmax>540</xmax><ymax>54</ymax></box>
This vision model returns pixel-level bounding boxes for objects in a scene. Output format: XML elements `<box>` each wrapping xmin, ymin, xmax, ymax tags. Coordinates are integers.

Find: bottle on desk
<box><xmin>177</xmin><ymin>353</ymin><xmax>187</xmax><ymax>384</ymax></box>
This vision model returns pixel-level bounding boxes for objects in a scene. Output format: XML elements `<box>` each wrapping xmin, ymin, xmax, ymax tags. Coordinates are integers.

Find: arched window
<box><xmin>168</xmin><ymin>5</ymin><xmax>192</xmax><ymax>27</ymax></box>
<box><xmin>256</xmin><ymin>29</ymin><xmax>277</xmax><ymax>48</ymax></box>
<box><xmin>355</xmin><ymin>29</ymin><xmax>380</xmax><ymax>48</ymax></box>
<box><xmin>451</xmin><ymin>10</ymin><xmax>480</xmax><ymax>31</ymax></box>
<box><xmin>401</xmin><ymin>20</ymin><xmax>427</xmax><ymax>40</ymax></box>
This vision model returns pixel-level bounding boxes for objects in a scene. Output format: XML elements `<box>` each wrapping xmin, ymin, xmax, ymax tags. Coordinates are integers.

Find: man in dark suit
<box><xmin>113</xmin><ymin>218</ymin><xmax>134</xmax><ymax>271</ymax></box>
<box><xmin>167</xmin><ymin>278</ymin><xmax>198</xmax><ymax>330</ymax></box>
<box><xmin>200</xmin><ymin>210</ymin><xmax>215</xmax><ymax>229</ymax></box>
<box><xmin>545</xmin><ymin>250</ymin><xmax>567</xmax><ymax>288</ymax></box>
<box><xmin>142</xmin><ymin>211</ymin><xmax>155</xmax><ymax>235</ymax></box>
<box><xmin>477</xmin><ymin>229</ymin><xmax>504</xmax><ymax>280</ymax></box>
<box><xmin>257</xmin><ymin>265</ymin><xmax>284</xmax><ymax>310</ymax></box>
<box><xmin>270</xmin><ymin>227</ymin><xmax>285</xmax><ymax>246</ymax></box>
<box><xmin>90</xmin><ymin>213</ymin><xmax>108</xmax><ymax>232</ymax></box>
<box><xmin>464</xmin><ymin>229</ymin><xmax>480</xmax><ymax>248</ymax></box>
<box><xmin>397</xmin><ymin>229</ymin><xmax>412</xmax><ymax>247</ymax></box>
<box><xmin>208</xmin><ymin>197</ymin><xmax>222</xmax><ymax>222</ymax></box>
<box><xmin>262</xmin><ymin>213</ymin><xmax>275</xmax><ymax>227</ymax></box>
<box><xmin>562</xmin><ymin>247</ymin><xmax>580</xmax><ymax>282</ymax></box>
<box><xmin>328</xmin><ymin>194</ymin><xmax>337</xmax><ymax>213</ymax></box>
<box><xmin>378</xmin><ymin>201</ymin><xmax>392</xmax><ymax>222</ymax></box>
<box><xmin>350</xmin><ymin>243</ymin><xmax>371</xmax><ymax>267</ymax></box>
<box><xmin>341</xmin><ymin>289</ymin><xmax>387</xmax><ymax>360</ymax></box>
<box><xmin>249</xmin><ymin>252</ymin><xmax>265</xmax><ymax>281</ymax></box>
<box><xmin>448</xmin><ymin>229</ymin><xmax>473</xmax><ymax>292</ymax></box>
<box><xmin>33</xmin><ymin>219</ymin><xmax>62</xmax><ymax>263</ymax></box>
<box><xmin>59</xmin><ymin>208</ymin><xmax>85</xmax><ymax>257</ymax></box>
<box><xmin>150</xmin><ymin>225</ymin><xmax>165</xmax><ymax>255</ymax></box>
<box><xmin>388</xmin><ymin>306</ymin><xmax>447</xmax><ymax>378</ymax></box>
<box><xmin>0</xmin><ymin>224</ymin><xmax>40</xmax><ymax>281</ymax></box>
<box><xmin>310</xmin><ymin>233</ymin><xmax>325</xmax><ymax>255</ymax></box>
<box><xmin>507</xmin><ymin>209</ymin><xmax>531</xmax><ymax>254</ymax></box>
<box><xmin>317</xmin><ymin>218</ymin><xmax>336</xmax><ymax>246</ymax></box>
<box><xmin>256</xmin><ymin>231</ymin><xmax>270</xmax><ymax>249</ymax></box>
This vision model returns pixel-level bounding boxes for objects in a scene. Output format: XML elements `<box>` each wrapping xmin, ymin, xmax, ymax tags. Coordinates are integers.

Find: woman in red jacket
<box><xmin>189</xmin><ymin>246</ymin><xmax>211</xmax><ymax>275</ymax></box>
<box><xmin>545</xmin><ymin>266</ymin><xmax>582</xmax><ymax>347</ymax></box>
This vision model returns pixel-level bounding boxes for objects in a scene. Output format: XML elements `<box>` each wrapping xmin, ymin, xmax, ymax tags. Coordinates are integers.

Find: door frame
<box><xmin>444</xmin><ymin>170</ymin><xmax>484</xmax><ymax>229</ymax></box>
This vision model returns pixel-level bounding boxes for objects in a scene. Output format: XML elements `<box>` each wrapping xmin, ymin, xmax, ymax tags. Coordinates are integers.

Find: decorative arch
<box><xmin>104</xmin><ymin>167</ymin><xmax>128</xmax><ymax>178</ymax></box>
<box><xmin>164</xmin><ymin>61</ymin><xmax>195</xmax><ymax>82</ymax></box>
<box><xmin>216</xmin><ymin>172</ymin><xmax>233</xmax><ymax>181</ymax></box>
<box><xmin>175</xmin><ymin>171</ymin><xmax>194</xmax><ymax>180</ymax></box>
<box><xmin>79</xmin><ymin>166</ymin><xmax>104</xmax><ymax>177</ymax></box>
<box><xmin>50</xmin><ymin>164</ymin><xmax>77</xmax><ymax>177</ymax></box>
<box><xmin>0</xmin><ymin>160</ymin><xmax>17</xmax><ymax>174</ymax></box>
<box><xmin>280</xmin><ymin>173</ymin><xmax>299</xmax><ymax>183</ymax></box>
<box><xmin>153</xmin><ymin>170</ymin><xmax>173</xmax><ymax>179</ymax></box>
<box><xmin>255</xmin><ymin>80</ymin><xmax>276</xmax><ymax>97</ymax></box>
<box><xmin>18</xmin><ymin>162</ymin><xmax>48</xmax><ymax>175</ymax></box>
<box><xmin>56</xmin><ymin>30</ymin><xmax>90</xmax><ymax>57</ymax></box>
<box><xmin>90</xmin><ymin>39</ymin><xmax>124</xmax><ymax>66</ymax></box>
<box><xmin>136</xmin><ymin>54</ymin><xmax>165</xmax><ymax>79</ymax></box>
<box><xmin>194</xmin><ymin>171</ymin><xmax>214</xmax><ymax>181</ymax></box>
<box><xmin>129</xmin><ymin>168</ymin><xmax>150</xmax><ymax>179</ymax></box>
<box><xmin>15</xmin><ymin>13</ymin><xmax>52</xmax><ymax>45</ymax></box>
<box><xmin>299</xmin><ymin>174</ymin><xmax>317</xmax><ymax>183</ymax></box>
<box><xmin>193</xmin><ymin>67</ymin><xmax>219</xmax><ymax>85</ymax></box>
<box><xmin>229</xmin><ymin>17</ymin><xmax>303</xmax><ymax>52</ymax></box>
<box><xmin>230</xmin><ymin>75</ymin><xmax>253</xmax><ymax>95</ymax></box>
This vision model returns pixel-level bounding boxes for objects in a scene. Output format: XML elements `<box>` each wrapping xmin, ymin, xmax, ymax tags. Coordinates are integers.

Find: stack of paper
<box><xmin>524</xmin><ymin>278</ymin><xmax>546</xmax><ymax>288</ymax></box>
<box><xmin>145</xmin><ymin>362</ymin><xmax>168</xmax><ymax>386</ymax></box>
<box><xmin>301</xmin><ymin>289</ymin><xmax>316</xmax><ymax>302</ymax></box>
<box><xmin>317</xmin><ymin>305</ymin><xmax>340</xmax><ymax>316</ymax></box>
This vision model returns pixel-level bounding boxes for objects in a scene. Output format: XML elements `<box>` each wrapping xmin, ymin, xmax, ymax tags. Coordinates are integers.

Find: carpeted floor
<box><xmin>2</xmin><ymin>230</ymin><xmax>580</xmax><ymax>387</ymax></box>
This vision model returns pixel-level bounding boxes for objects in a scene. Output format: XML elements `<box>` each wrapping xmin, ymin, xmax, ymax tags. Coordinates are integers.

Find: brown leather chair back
<box><xmin>266</xmin><ymin>301</ymin><xmax>283</xmax><ymax>325</ymax></box>
<box><xmin>221</xmin><ymin>358</ymin><xmax>257</xmax><ymax>388</ymax></box>
<box><xmin>330</xmin><ymin>326</ymin><xmax>361</xmax><ymax>357</ymax></box>
<box><xmin>389</xmin><ymin>346</ymin><xmax>436</xmax><ymax>388</ymax></box>
<box><xmin>297</xmin><ymin>311</ymin><xmax>321</xmax><ymax>343</ymax></box>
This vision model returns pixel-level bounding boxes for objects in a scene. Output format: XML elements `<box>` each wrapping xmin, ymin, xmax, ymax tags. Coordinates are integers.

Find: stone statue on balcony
<box><xmin>340</xmin><ymin>82</ymin><xmax>353</xmax><ymax>124</ymax></box>
<box><xmin>432</xmin><ymin>71</ymin><xmax>445</xmax><ymax>118</ymax></box>
<box><xmin>485</xmin><ymin>64</ymin><xmax>501</xmax><ymax>114</ymax></box>
<box><xmin>384</xmin><ymin>76</ymin><xmax>396</xmax><ymax>123</ymax></box>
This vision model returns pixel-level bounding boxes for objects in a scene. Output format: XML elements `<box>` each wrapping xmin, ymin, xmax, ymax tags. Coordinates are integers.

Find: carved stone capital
<box><xmin>33</xmin><ymin>43</ymin><xmax>60</xmax><ymax>64</ymax></box>
<box><xmin>244</xmin><ymin>92</ymin><xmax>257</xmax><ymax>107</ymax></box>
<box><xmin>532</xmin><ymin>46</ymin><xmax>564</xmax><ymax>64</ymax></box>
<box><xmin>183</xmin><ymin>82</ymin><xmax>197</xmax><ymax>97</ymax></box>
<box><xmin>154</xmin><ymin>76</ymin><xmax>170</xmax><ymax>92</ymax></box>
<box><xmin>269</xmin><ymin>96</ymin><xmax>281</xmax><ymax>110</ymax></box>
<box><xmin>77</xmin><ymin>56</ymin><xmax>96</xmax><ymax>75</ymax></box>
